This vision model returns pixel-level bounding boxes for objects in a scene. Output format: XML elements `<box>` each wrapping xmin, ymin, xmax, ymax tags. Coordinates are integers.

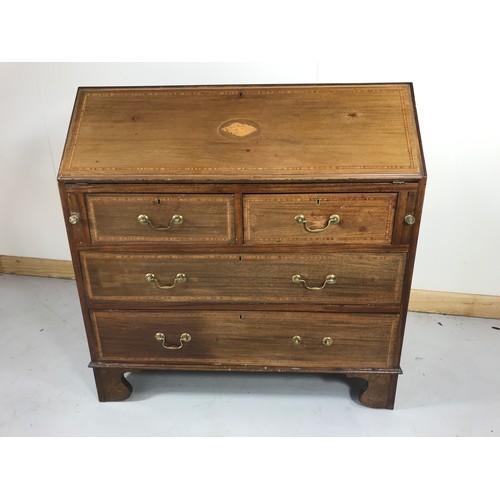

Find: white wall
<box><xmin>1</xmin><ymin>59</ymin><xmax>499</xmax><ymax>296</ymax></box>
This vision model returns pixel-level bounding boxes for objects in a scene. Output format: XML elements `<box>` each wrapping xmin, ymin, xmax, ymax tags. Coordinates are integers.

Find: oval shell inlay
<box><xmin>218</xmin><ymin>119</ymin><xmax>261</xmax><ymax>139</ymax></box>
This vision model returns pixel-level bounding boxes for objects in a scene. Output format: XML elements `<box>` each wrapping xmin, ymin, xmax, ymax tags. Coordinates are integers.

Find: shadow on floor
<box><xmin>124</xmin><ymin>370</ymin><xmax>367</xmax><ymax>407</ymax></box>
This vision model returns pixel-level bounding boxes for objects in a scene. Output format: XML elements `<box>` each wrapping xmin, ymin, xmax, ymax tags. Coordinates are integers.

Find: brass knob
<box><xmin>180</xmin><ymin>333</ymin><xmax>191</xmax><ymax>343</ymax></box>
<box><xmin>68</xmin><ymin>214</ymin><xmax>79</xmax><ymax>225</ymax></box>
<box><xmin>291</xmin><ymin>335</ymin><xmax>302</xmax><ymax>345</ymax></box>
<box><xmin>322</xmin><ymin>337</ymin><xmax>334</xmax><ymax>347</ymax></box>
<box><xmin>404</xmin><ymin>214</ymin><xmax>416</xmax><ymax>225</ymax></box>
<box><xmin>138</xmin><ymin>214</ymin><xmax>149</xmax><ymax>225</ymax></box>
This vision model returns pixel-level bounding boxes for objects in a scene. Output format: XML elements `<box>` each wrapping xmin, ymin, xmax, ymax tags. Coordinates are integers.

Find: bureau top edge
<box><xmin>57</xmin><ymin>173</ymin><xmax>426</xmax><ymax>185</ymax></box>
<box><xmin>58</xmin><ymin>83</ymin><xmax>426</xmax><ymax>183</ymax></box>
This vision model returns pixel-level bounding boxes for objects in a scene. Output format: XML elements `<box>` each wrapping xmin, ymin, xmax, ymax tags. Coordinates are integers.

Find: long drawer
<box><xmin>91</xmin><ymin>310</ymin><xmax>400</xmax><ymax>368</ymax></box>
<box><xmin>81</xmin><ymin>251</ymin><xmax>406</xmax><ymax>304</ymax></box>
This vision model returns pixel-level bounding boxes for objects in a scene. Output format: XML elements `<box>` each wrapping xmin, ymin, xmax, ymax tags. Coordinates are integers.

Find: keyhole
<box><xmin>156</xmin><ymin>199</ymin><xmax>161</xmax><ymax>205</ymax></box>
<box><xmin>316</xmin><ymin>199</ymin><xmax>321</xmax><ymax>206</ymax></box>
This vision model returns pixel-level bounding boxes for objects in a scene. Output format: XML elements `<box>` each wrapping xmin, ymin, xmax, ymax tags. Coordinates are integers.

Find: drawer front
<box><xmin>244</xmin><ymin>193</ymin><xmax>397</xmax><ymax>245</ymax></box>
<box><xmin>86</xmin><ymin>194</ymin><xmax>235</xmax><ymax>243</ymax></box>
<box><xmin>81</xmin><ymin>252</ymin><xmax>405</xmax><ymax>305</ymax></box>
<box><xmin>91</xmin><ymin>310</ymin><xmax>400</xmax><ymax>369</ymax></box>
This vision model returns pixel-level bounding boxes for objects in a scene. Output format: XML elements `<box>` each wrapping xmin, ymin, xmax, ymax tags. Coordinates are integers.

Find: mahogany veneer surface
<box><xmin>58</xmin><ymin>84</ymin><xmax>426</xmax><ymax>408</ymax></box>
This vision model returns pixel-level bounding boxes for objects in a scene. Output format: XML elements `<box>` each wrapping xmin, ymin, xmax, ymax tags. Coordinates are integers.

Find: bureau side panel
<box><xmin>58</xmin><ymin>184</ymin><xmax>99</xmax><ymax>360</ymax></box>
<box><xmin>391</xmin><ymin>177</ymin><xmax>427</xmax><ymax>366</ymax></box>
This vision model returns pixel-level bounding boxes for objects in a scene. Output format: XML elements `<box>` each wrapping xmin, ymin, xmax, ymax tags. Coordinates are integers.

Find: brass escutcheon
<box><xmin>291</xmin><ymin>335</ymin><xmax>302</xmax><ymax>345</ymax></box>
<box><xmin>322</xmin><ymin>337</ymin><xmax>334</xmax><ymax>347</ymax></box>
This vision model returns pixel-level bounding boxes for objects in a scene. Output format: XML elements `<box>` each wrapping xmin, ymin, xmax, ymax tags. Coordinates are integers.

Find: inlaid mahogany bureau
<box><xmin>58</xmin><ymin>83</ymin><xmax>426</xmax><ymax>408</ymax></box>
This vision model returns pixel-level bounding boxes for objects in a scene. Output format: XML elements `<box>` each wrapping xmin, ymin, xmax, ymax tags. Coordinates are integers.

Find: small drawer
<box><xmin>81</xmin><ymin>251</ymin><xmax>406</xmax><ymax>305</ymax></box>
<box><xmin>86</xmin><ymin>194</ymin><xmax>234</xmax><ymax>243</ymax></box>
<box><xmin>91</xmin><ymin>310</ymin><xmax>400</xmax><ymax>369</ymax></box>
<box><xmin>243</xmin><ymin>193</ymin><xmax>397</xmax><ymax>245</ymax></box>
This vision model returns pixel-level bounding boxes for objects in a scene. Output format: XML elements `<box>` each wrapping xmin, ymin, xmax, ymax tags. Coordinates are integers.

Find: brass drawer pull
<box><xmin>155</xmin><ymin>332</ymin><xmax>191</xmax><ymax>350</ymax></box>
<box><xmin>295</xmin><ymin>214</ymin><xmax>340</xmax><ymax>233</ymax></box>
<box><xmin>292</xmin><ymin>336</ymin><xmax>334</xmax><ymax>346</ymax></box>
<box><xmin>292</xmin><ymin>274</ymin><xmax>336</xmax><ymax>290</ymax></box>
<box><xmin>138</xmin><ymin>214</ymin><xmax>183</xmax><ymax>230</ymax></box>
<box><xmin>145</xmin><ymin>272</ymin><xmax>187</xmax><ymax>289</ymax></box>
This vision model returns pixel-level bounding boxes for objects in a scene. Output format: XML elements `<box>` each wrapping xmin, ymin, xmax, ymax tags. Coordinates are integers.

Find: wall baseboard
<box><xmin>408</xmin><ymin>289</ymin><xmax>500</xmax><ymax>320</ymax></box>
<box><xmin>1</xmin><ymin>255</ymin><xmax>499</xmax><ymax>319</ymax></box>
<box><xmin>0</xmin><ymin>255</ymin><xmax>75</xmax><ymax>280</ymax></box>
